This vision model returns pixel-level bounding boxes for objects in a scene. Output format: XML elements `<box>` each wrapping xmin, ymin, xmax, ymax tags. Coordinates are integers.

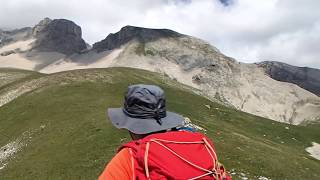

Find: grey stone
<box><xmin>0</xmin><ymin>50</ymin><xmax>16</xmax><ymax>56</ymax></box>
<box><xmin>0</xmin><ymin>27</ymin><xmax>32</xmax><ymax>47</ymax></box>
<box><xmin>32</xmin><ymin>17</ymin><xmax>52</xmax><ymax>36</ymax></box>
<box><xmin>258</xmin><ymin>61</ymin><xmax>320</xmax><ymax>96</ymax></box>
<box><xmin>92</xmin><ymin>25</ymin><xmax>182</xmax><ymax>52</ymax></box>
<box><xmin>32</xmin><ymin>18</ymin><xmax>87</xmax><ymax>55</ymax></box>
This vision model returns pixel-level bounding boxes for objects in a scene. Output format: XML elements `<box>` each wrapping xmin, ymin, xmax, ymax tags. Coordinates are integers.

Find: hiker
<box><xmin>99</xmin><ymin>84</ymin><xmax>231</xmax><ymax>180</ymax></box>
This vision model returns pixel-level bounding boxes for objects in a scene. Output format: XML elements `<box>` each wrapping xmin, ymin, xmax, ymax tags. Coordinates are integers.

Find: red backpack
<box><xmin>120</xmin><ymin>131</ymin><xmax>232</xmax><ymax>180</ymax></box>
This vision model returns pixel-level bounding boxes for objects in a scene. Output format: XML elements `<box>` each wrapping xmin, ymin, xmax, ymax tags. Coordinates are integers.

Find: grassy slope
<box><xmin>0</xmin><ymin>68</ymin><xmax>319</xmax><ymax>180</ymax></box>
<box><xmin>0</xmin><ymin>68</ymin><xmax>42</xmax><ymax>90</ymax></box>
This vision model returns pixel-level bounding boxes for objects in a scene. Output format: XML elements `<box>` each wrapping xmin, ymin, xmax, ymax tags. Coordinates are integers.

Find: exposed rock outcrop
<box><xmin>258</xmin><ymin>61</ymin><xmax>320</xmax><ymax>96</ymax></box>
<box><xmin>92</xmin><ymin>25</ymin><xmax>182</xmax><ymax>52</ymax></box>
<box><xmin>32</xmin><ymin>18</ymin><xmax>87</xmax><ymax>55</ymax></box>
<box><xmin>0</xmin><ymin>27</ymin><xmax>32</xmax><ymax>47</ymax></box>
<box><xmin>90</xmin><ymin>27</ymin><xmax>319</xmax><ymax>124</ymax></box>
<box><xmin>1</xmin><ymin>50</ymin><xmax>17</xmax><ymax>56</ymax></box>
<box><xmin>32</xmin><ymin>17</ymin><xmax>52</xmax><ymax>36</ymax></box>
<box><xmin>1</xmin><ymin>22</ymin><xmax>319</xmax><ymax>125</ymax></box>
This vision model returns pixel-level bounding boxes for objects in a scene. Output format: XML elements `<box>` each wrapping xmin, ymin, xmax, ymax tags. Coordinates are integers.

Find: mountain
<box><xmin>32</xmin><ymin>18</ymin><xmax>87</xmax><ymax>55</ymax></box>
<box><xmin>0</xmin><ymin>18</ymin><xmax>86</xmax><ymax>55</ymax></box>
<box><xmin>258</xmin><ymin>61</ymin><xmax>320</xmax><ymax>96</ymax></box>
<box><xmin>0</xmin><ymin>67</ymin><xmax>319</xmax><ymax>179</ymax></box>
<box><xmin>92</xmin><ymin>25</ymin><xmax>182</xmax><ymax>52</ymax></box>
<box><xmin>0</xmin><ymin>18</ymin><xmax>319</xmax><ymax>125</ymax></box>
<box><xmin>0</xmin><ymin>27</ymin><xmax>32</xmax><ymax>46</ymax></box>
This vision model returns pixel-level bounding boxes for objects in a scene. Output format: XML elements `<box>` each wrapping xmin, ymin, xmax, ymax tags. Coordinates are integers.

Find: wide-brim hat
<box><xmin>107</xmin><ymin>84</ymin><xmax>184</xmax><ymax>134</ymax></box>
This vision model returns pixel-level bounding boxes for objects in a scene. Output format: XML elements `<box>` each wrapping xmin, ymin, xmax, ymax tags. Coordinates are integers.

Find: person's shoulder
<box><xmin>112</xmin><ymin>147</ymin><xmax>131</xmax><ymax>164</ymax></box>
<box><xmin>118</xmin><ymin>147</ymin><xmax>131</xmax><ymax>158</ymax></box>
<box><xmin>98</xmin><ymin>148</ymin><xmax>133</xmax><ymax>180</ymax></box>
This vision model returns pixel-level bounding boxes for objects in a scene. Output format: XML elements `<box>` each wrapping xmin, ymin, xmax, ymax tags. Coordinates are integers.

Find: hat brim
<box><xmin>107</xmin><ymin>108</ymin><xmax>184</xmax><ymax>134</ymax></box>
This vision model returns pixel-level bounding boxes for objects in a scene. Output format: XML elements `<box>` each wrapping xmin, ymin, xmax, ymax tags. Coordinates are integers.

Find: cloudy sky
<box><xmin>1</xmin><ymin>0</ymin><xmax>319</xmax><ymax>68</ymax></box>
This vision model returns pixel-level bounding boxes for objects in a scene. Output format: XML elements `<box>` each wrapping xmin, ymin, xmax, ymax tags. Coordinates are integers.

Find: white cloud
<box><xmin>0</xmin><ymin>0</ymin><xmax>319</xmax><ymax>68</ymax></box>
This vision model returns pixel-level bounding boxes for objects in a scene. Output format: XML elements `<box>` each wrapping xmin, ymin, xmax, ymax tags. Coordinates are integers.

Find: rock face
<box><xmin>258</xmin><ymin>61</ymin><xmax>320</xmax><ymax>96</ymax></box>
<box><xmin>32</xmin><ymin>17</ymin><xmax>52</xmax><ymax>36</ymax></box>
<box><xmin>88</xmin><ymin>26</ymin><xmax>320</xmax><ymax>124</ymax></box>
<box><xmin>32</xmin><ymin>18</ymin><xmax>87</xmax><ymax>55</ymax></box>
<box><xmin>0</xmin><ymin>27</ymin><xmax>32</xmax><ymax>47</ymax></box>
<box><xmin>1</xmin><ymin>22</ymin><xmax>319</xmax><ymax>125</ymax></box>
<box><xmin>92</xmin><ymin>25</ymin><xmax>182</xmax><ymax>52</ymax></box>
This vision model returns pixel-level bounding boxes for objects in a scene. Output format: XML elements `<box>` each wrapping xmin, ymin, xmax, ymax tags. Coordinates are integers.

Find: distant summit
<box><xmin>1</xmin><ymin>18</ymin><xmax>87</xmax><ymax>55</ymax></box>
<box><xmin>32</xmin><ymin>18</ymin><xmax>87</xmax><ymax>55</ymax></box>
<box><xmin>92</xmin><ymin>25</ymin><xmax>182</xmax><ymax>52</ymax></box>
<box><xmin>258</xmin><ymin>61</ymin><xmax>320</xmax><ymax>96</ymax></box>
<box><xmin>0</xmin><ymin>18</ymin><xmax>319</xmax><ymax>124</ymax></box>
<box><xmin>32</xmin><ymin>17</ymin><xmax>52</xmax><ymax>36</ymax></box>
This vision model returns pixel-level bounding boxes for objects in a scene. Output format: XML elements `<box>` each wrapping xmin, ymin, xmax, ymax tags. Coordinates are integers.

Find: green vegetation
<box><xmin>0</xmin><ymin>68</ymin><xmax>42</xmax><ymax>91</ymax></box>
<box><xmin>0</xmin><ymin>67</ymin><xmax>319</xmax><ymax>179</ymax></box>
<box><xmin>134</xmin><ymin>42</ymin><xmax>155</xmax><ymax>56</ymax></box>
<box><xmin>135</xmin><ymin>42</ymin><xmax>146</xmax><ymax>55</ymax></box>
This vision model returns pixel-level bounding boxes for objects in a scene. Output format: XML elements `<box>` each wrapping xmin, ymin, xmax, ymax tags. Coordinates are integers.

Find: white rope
<box><xmin>188</xmin><ymin>171</ymin><xmax>215</xmax><ymax>180</ymax></box>
<box><xmin>202</xmin><ymin>138</ymin><xmax>218</xmax><ymax>162</ymax></box>
<box><xmin>144</xmin><ymin>142</ymin><xmax>150</xmax><ymax>179</ymax></box>
<box><xmin>204</xmin><ymin>144</ymin><xmax>216</xmax><ymax>170</ymax></box>
<box><xmin>150</xmin><ymin>139</ymin><xmax>212</xmax><ymax>173</ymax></box>
<box><xmin>143</xmin><ymin>138</ymin><xmax>219</xmax><ymax>180</ymax></box>
<box><xmin>152</xmin><ymin>138</ymin><xmax>204</xmax><ymax>144</ymax></box>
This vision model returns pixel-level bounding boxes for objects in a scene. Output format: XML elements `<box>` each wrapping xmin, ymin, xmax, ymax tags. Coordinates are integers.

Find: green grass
<box><xmin>0</xmin><ymin>67</ymin><xmax>319</xmax><ymax>179</ymax></box>
<box><xmin>0</xmin><ymin>68</ymin><xmax>42</xmax><ymax>90</ymax></box>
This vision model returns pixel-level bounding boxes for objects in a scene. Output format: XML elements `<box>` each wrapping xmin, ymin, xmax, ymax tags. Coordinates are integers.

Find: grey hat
<box><xmin>107</xmin><ymin>84</ymin><xmax>184</xmax><ymax>134</ymax></box>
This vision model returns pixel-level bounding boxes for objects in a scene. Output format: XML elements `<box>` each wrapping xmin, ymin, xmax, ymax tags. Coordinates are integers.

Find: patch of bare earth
<box><xmin>306</xmin><ymin>142</ymin><xmax>320</xmax><ymax>160</ymax></box>
<box><xmin>0</xmin><ymin>125</ymin><xmax>46</xmax><ymax>170</ymax></box>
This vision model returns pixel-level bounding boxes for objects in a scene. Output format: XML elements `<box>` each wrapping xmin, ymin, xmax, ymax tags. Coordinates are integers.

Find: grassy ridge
<box><xmin>0</xmin><ymin>68</ymin><xmax>319</xmax><ymax>179</ymax></box>
<box><xmin>0</xmin><ymin>68</ymin><xmax>42</xmax><ymax>90</ymax></box>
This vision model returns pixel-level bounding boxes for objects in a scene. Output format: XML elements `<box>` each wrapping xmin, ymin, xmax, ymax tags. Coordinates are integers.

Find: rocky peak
<box><xmin>32</xmin><ymin>17</ymin><xmax>52</xmax><ymax>36</ymax></box>
<box><xmin>257</xmin><ymin>61</ymin><xmax>320</xmax><ymax>96</ymax></box>
<box><xmin>32</xmin><ymin>18</ymin><xmax>87</xmax><ymax>55</ymax></box>
<box><xmin>92</xmin><ymin>25</ymin><xmax>182</xmax><ymax>52</ymax></box>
